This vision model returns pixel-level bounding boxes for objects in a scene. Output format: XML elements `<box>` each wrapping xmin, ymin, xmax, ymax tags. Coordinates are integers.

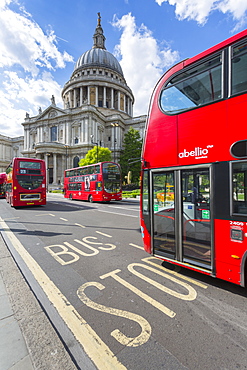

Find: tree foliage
<box><xmin>119</xmin><ymin>127</ymin><xmax>142</xmax><ymax>184</ymax></box>
<box><xmin>79</xmin><ymin>146</ymin><xmax>112</xmax><ymax>166</ymax></box>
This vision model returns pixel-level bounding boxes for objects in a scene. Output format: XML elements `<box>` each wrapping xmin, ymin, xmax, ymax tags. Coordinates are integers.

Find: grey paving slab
<box><xmin>0</xmin><ymin>315</ymin><xmax>30</xmax><ymax>370</ymax></box>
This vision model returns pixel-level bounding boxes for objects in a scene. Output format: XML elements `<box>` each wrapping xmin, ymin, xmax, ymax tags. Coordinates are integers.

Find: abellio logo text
<box><xmin>178</xmin><ymin>145</ymin><xmax>213</xmax><ymax>159</ymax></box>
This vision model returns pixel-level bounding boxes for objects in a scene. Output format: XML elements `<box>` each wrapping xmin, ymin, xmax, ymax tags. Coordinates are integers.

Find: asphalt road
<box><xmin>0</xmin><ymin>193</ymin><xmax>247</xmax><ymax>370</ymax></box>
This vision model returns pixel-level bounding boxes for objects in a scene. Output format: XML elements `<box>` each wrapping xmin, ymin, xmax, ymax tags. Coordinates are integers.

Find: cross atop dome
<box><xmin>93</xmin><ymin>12</ymin><xmax>106</xmax><ymax>49</ymax></box>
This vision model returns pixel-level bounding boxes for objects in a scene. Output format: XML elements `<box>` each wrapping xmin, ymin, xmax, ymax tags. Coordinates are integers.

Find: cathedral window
<box><xmin>50</xmin><ymin>126</ymin><xmax>57</xmax><ymax>142</ymax></box>
<box><xmin>73</xmin><ymin>156</ymin><xmax>80</xmax><ymax>167</ymax></box>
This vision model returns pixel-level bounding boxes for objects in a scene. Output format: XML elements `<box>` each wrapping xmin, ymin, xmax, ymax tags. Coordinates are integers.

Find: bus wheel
<box><xmin>69</xmin><ymin>194</ymin><xmax>73</xmax><ymax>200</ymax></box>
<box><xmin>88</xmin><ymin>195</ymin><xmax>93</xmax><ymax>203</ymax></box>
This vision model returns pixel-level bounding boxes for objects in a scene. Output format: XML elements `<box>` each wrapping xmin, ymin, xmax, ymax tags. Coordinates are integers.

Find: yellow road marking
<box><xmin>142</xmin><ymin>257</ymin><xmax>208</xmax><ymax>289</ymax></box>
<box><xmin>129</xmin><ymin>243</ymin><xmax>143</xmax><ymax>250</ymax></box>
<box><xmin>35</xmin><ymin>213</ymin><xmax>54</xmax><ymax>217</ymax></box>
<box><xmin>78</xmin><ymin>282</ymin><xmax>151</xmax><ymax>347</ymax></box>
<box><xmin>60</xmin><ymin>217</ymin><xmax>68</xmax><ymax>221</ymax></box>
<box><xmin>75</xmin><ymin>223</ymin><xmax>86</xmax><ymax>228</ymax></box>
<box><xmin>96</xmin><ymin>231</ymin><xmax>112</xmax><ymax>238</ymax></box>
<box><xmin>100</xmin><ymin>269</ymin><xmax>176</xmax><ymax>318</ymax></box>
<box><xmin>0</xmin><ymin>217</ymin><xmax>126</xmax><ymax>369</ymax></box>
<box><xmin>128</xmin><ymin>263</ymin><xmax>197</xmax><ymax>301</ymax></box>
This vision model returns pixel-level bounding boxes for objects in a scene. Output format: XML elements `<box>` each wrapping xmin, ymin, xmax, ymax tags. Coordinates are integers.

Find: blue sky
<box><xmin>1</xmin><ymin>0</ymin><xmax>247</xmax><ymax>137</ymax></box>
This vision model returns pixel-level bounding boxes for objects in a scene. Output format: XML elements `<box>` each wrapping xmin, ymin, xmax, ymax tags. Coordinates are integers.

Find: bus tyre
<box><xmin>69</xmin><ymin>194</ymin><xmax>73</xmax><ymax>200</ymax></box>
<box><xmin>88</xmin><ymin>195</ymin><xmax>93</xmax><ymax>203</ymax></box>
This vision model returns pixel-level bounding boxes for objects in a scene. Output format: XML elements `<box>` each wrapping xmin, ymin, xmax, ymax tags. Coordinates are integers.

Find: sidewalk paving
<box><xmin>0</xmin><ymin>233</ymin><xmax>77</xmax><ymax>370</ymax></box>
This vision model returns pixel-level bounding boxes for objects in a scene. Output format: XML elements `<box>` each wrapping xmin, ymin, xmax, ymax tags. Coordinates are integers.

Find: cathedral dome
<box><xmin>74</xmin><ymin>48</ymin><xmax>123</xmax><ymax>76</ymax></box>
<box><xmin>62</xmin><ymin>13</ymin><xmax>134</xmax><ymax>117</ymax></box>
<box><xmin>74</xmin><ymin>13</ymin><xmax>123</xmax><ymax>76</ymax></box>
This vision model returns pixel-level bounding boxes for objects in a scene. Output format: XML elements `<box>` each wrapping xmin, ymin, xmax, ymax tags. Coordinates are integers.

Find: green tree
<box><xmin>119</xmin><ymin>127</ymin><xmax>142</xmax><ymax>184</ymax></box>
<box><xmin>79</xmin><ymin>146</ymin><xmax>111</xmax><ymax>166</ymax></box>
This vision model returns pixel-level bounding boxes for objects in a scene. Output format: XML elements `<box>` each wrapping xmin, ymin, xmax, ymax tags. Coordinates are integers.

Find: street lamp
<box><xmin>91</xmin><ymin>135</ymin><xmax>98</xmax><ymax>163</ymax></box>
<box><xmin>111</xmin><ymin>123</ymin><xmax>119</xmax><ymax>162</ymax></box>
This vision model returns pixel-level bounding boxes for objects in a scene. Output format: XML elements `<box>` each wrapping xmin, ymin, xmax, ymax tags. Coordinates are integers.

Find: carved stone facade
<box><xmin>0</xmin><ymin>15</ymin><xmax>146</xmax><ymax>185</ymax></box>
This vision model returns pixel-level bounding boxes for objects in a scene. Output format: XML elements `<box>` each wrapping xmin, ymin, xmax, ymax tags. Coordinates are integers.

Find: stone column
<box><xmin>85</xmin><ymin>118</ymin><xmax>88</xmax><ymax>143</ymax></box>
<box><xmin>80</xmin><ymin>87</ymin><xmax>83</xmax><ymax>106</ymax></box>
<box><xmin>24</xmin><ymin>129</ymin><xmax>27</xmax><ymax>150</ymax></box>
<box><xmin>95</xmin><ymin>86</ymin><xmax>98</xmax><ymax>107</ymax></box>
<box><xmin>118</xmin><ymin>91</ymin><xmax>120</xmax><ymax>111</ymax></box>
<box><xmin>111</xmin><ymin>88</ymin><xmax>114</xmax><ymax>109</ymax></box>
<box><xmin>53</xmin><ymin>153</ymin><xmax>57</xmax><ymax>184</ymax></box>
<box><xmin>103</xmin><ymin>87</ymin><xmax>106</xmax><ymax>107</ymax></box>
<box><xmin>26</xmin><ymin>129</ymin><xmax>30</xmax><ymax>150</ymax></box>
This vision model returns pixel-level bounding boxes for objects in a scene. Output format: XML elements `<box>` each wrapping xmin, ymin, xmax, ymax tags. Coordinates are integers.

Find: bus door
<box><xmin>152</xmin><ymin>166</ymin><xmax>212</xmax><ymax>270</ymax></box>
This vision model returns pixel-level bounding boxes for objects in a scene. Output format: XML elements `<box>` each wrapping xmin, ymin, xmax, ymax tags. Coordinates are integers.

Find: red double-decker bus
<box><xmin>141</xmin><ymin>29</ymin><xmax>247</xmax><ymax>287</ymax></box>
<box><xmin>64</xmin><ymin>161</ymin><xmax>122</xmax><ymax>202</ymax></box>
<box><xmin>5</xmin><ymin>157</ymin><xmax>46</xmax><ymax>207</ymax></box>
<box><xmin>0</xmin><ymin>173</ymin><xmax>7</xmax><ymax>198</ymax></box>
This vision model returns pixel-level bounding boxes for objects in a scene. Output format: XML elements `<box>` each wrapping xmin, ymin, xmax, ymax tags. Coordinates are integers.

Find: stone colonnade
<box><xmin>64</xmin><ymin>85</ymin><xmax>133</xmax><ymax>116</ymax></box>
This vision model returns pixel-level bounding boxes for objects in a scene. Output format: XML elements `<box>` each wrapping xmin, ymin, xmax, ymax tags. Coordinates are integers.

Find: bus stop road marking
<box><xmin>60</xmin><ymin>218</ymin><xmax>68</xmax><ymax>222</ymax></box>
<box><xmin>0</xmin><ymin>217</ymin><xmax>126</xmax><ymax>370</ymax></box>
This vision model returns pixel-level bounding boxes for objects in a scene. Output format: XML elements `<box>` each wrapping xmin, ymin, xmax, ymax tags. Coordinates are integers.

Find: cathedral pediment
<box><xmin>35</xmin><ymin>106</ymin><xmax>67</xmax><ymax>121</ymax></box>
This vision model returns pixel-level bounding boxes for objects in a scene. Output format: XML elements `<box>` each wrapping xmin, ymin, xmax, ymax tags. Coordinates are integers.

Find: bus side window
<box><xmin>232</xmin><ymin>161</ymin><xmax>247</xmax><ymax>214</ymax></box>
<box><xmin>231</xmin><ymin>40</ymin><xmax>247</xmax><ymax>95</ymax></box>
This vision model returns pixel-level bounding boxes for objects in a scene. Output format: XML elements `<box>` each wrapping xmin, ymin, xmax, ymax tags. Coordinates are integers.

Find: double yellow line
<box><xmin>0</xmin><ymin>217</ymin><xmax>125</xmax><ymax>370</ymax></box>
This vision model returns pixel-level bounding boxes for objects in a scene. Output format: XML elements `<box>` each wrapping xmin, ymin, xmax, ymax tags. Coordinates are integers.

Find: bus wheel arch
<box><xmin>88</xmin><ymin>195</ymin><xmax>93</xmax><ymax>203</ymax></box>
<box><xmin>69</xmin><ymin>193</ymin><xmax>73</xmax><ymax>200</ymax></box>
<box><xmin>244</xmin><ymin>259</ymin><xmax>247</xmax><ymax>288</ymax></box>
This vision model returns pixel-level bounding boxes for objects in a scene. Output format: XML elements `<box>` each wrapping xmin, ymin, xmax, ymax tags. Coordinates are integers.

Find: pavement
<box><xmin>0</xmin><ymin>232</ymin><xmax>77</xmax><ymax>370</ymax></box>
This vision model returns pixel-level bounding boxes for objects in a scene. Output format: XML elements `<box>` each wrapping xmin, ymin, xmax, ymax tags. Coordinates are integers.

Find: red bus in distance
<box><xmin>64</xmin><ymin>161</ymin><xmax>122</xmax><ymax>203</ymax></box>
<box><xmin>140</xmin><ymin>29</ymin><xmax>247</xmax><ymax>287</ymax></box>
<box><xmin>0</xmin><ymin>173</ymin><xmax>7</xmax><ymax>198</ymax></box>
<box><xmin>5</xmin><ymin>157</ymin><xmax>46</xmax><ymax>207</ymax></box>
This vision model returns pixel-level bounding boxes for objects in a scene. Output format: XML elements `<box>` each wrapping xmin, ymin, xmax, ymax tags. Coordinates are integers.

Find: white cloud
<box><xmin>0</xmin><ymin>0</ymin><xmax>73</xmax><ymax>76</ymax></box>
<box><xmin>155</xmin><ymin>0</ymin><xmax>247</xmax><ymax>25</ymax></box>
<box><xmin>112</xmin><ymin>13</ymin><xmax>179</xmax><ymax>117</ymax></box>
<box><xmin>0</xmin><ymin>71</ymin><xmax>62</xmax><ymax>137</ymax></box>
<box><xmin>0</xmin><ymin>0</ymin><xmax>73</xmax><ymax>137</ymax></box>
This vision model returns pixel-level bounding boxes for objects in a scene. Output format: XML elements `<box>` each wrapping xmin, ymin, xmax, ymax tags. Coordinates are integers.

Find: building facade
<box><xmin>1</xmin><ymin>14</ymin><xmax>146</xmax><ymax>185</ymax></box>
<box><xmin>0</xmin><ymin>135</ymin><xmax>23</xmax><ymax>172</ymax></box>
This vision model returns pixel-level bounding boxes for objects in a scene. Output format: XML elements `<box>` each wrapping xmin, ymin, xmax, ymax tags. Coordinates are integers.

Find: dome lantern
<box><xmin>93</xmin><ymin>12</ymin><xmax>106</xmax><ymax>50</ymax></box>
